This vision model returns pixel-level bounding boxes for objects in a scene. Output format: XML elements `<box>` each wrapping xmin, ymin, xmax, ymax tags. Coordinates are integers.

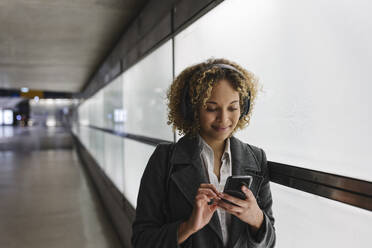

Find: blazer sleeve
<box><xmin>131</xmin><ymin>144</ymin><xmax>186</xmax><ymax>248</ymax></box>
<box><xmin>246</xmin><ymin>148</ymin><xmax>276</xmax><ymax>248</ymax></box>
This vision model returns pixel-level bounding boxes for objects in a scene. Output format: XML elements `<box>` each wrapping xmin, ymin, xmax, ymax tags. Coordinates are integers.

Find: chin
<box><xmin>211</xmin><ymin>132</ymin><xmax>231</xmax><ymax>141</ymax></box>
<box><xmin>200</xmin><ymin>126</ymin><xmax>234</xmax><ymax>141</ymax></box>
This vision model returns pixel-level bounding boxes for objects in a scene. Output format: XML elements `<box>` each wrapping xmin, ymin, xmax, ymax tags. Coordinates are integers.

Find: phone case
<box><xmin>244</xmin><ymin>171</ymin><xmax>264</xmax><ymax>198</ymax></box>
<box><xmin>224</xmin><ymin>175</ymin><xmax>253</xmax><ymax>200</ymax></box>
<box><xmin>223</xmin><ymin>173</ymin><xmax>264</xmax><ymax>199</ymax></box>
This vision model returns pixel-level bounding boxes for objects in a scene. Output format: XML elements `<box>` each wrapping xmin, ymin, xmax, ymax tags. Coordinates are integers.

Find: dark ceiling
<box><xmin>0</xmin><ymin>0</ymin><xmax>149</xmax><ymax>93</ymax></box>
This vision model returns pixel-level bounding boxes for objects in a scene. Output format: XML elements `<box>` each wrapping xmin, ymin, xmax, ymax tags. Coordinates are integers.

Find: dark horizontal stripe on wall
<box><xmin>87</xmin><ymin>125</ymin><xmax>173</xmax><ymax>146</ymax></box>
<box><xmin>82</xmin><ymin>124</ymin><xmax>372</xmax><ymax>212</ymax></box>
<box><xmin>269</xmin><ymin>162</ymin><xmax>372</xmax><ymax>211</ymax></box>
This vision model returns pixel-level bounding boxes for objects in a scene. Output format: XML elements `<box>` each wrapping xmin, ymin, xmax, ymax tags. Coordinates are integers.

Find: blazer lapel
<box><xmin>228</xmin><ymin>136</ymin><xmax>261</xmax><ymax>248</ymax></box>
<box><xmin>170</xmin><ymin>135</ymin><xmax>223</xmax><ymax>243</ymax></box>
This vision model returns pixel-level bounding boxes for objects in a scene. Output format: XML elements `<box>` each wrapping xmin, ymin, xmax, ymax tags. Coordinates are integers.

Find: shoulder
<box><xmin>230</xmin><ymin>136</ymin><xmax>267</xmax><ymax>169</ymax></box>
<box><xmin>153</xmin><ymin>142</ymin><xmax>175</xmax><ymax>155</ymax></box>
<box><xmin>143</xmin><ymin>142</ymin><xmax>174</xmax><ymax>177</ymax></box>
<box><xmin>149</xmin><ymin>142</ymin><xmax>175</xmax><ymax>165</ymax></box>
<box><xmin>247</xmin><ymin>143</ymin><xmax>266</xmax><ymax>165</ymax></box>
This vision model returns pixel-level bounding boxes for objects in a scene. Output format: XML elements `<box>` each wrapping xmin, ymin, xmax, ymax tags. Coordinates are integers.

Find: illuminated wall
<box><xmin>74</xmin><ymin>1</ymin><xmax>372</xmax><ymax>247</ymax></box>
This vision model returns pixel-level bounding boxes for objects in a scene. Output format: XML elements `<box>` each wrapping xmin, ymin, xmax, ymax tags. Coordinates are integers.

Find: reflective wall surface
<box><xmin>122</xmin><ymin>40</ymin><xmax>173</xmax><ymax>140</ymax></box>
<box><xmin>271</xmin><ymin>183</ymin><xmax>372</xmax><ymax>247</ymax></box>
<box><xmin>73</xmin><ymin>0</ymin><xmax>372</xmax><ymax>247</ymax></box>
<box><xmin>173</xmin><ymin>0</ymin><xmax>372</xmax><ymax>246</ymax></box>
<box><xmin>175</xmin><ymin>0</ymin><xmax>372</xmax><ymax>182</ymax></box>
<box><xmin>73</xmin><ymin>40</ymin><xmax>173</xmax><ymax>206</ymax></box>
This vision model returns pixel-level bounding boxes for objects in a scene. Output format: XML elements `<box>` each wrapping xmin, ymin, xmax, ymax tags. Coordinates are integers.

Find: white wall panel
<box><xmin>175</xmin><ymin>0</ymin><xmax>372</xmax><ymax>182</ymax></box>
<box><xmin>78</xmin><ymin>101</ymin><xmax>90</xmax><ymax>126</ymax></box>
<box><xmin>271</xmin><ymin>183</ymin><xmax>372</xmax><ymax>247</ymax></box>
<box><xmin>89</xmin><ymin>128</ymin><xmax>105</xmax><ymax>169</ymax></box>
<box><xmin>78</xmin><ymin>125</ymin><xmax>91</xmax><ymax>151</ymax></box>
<box><xmin>103</xmin><ymin>132</ymin><xmax>124</xmax><ymax>193</ymax></box>
<box><xmin>89</xmin><ymin>90</ymin><xmax>104</xmax><ymax>128</ymax></box>
<box><xmin>0</xmin><ymin>109</ymin><xmax>3</xmax><ymax>125</ymax></box>
<box><xmin>103</xmin><ymin>75</ymin><xmax>124</xmax><ymax>131</ymax></box>
<box><xmin>122</xmin><ymin>40</ymin><xmax>173</xmax><ymax>141</ymax></box>
<box><xmin>123</xmin><ymin>139</ymin><xmax>156</xmax><ymax>208</ymax></box>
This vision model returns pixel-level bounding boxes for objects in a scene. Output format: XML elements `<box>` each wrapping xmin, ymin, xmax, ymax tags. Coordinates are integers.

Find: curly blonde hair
<box><xmin>166</xmin><ymin>58</ymin><xmax>259</xmax><ymax>137</ymax></box>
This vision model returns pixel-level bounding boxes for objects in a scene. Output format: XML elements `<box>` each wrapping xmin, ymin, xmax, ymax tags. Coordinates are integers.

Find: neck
<box><xmin>199</xmin><ymin>134</ymin><xmax>226</xmax><ymax>156</ymax></box>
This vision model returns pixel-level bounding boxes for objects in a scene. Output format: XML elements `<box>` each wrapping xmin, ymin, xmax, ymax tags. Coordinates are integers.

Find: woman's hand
<box><xmin>177</xmin><ymin>183</ymin><xmax>222</xmax><ymax>244</ymax></box>
<box><xmin>217</xmin><ymin>186</ymin><xmax>264</xmax><ymax>233</ymax></box>
<box><xmin>189</xmin><ymin>183</ymin><xmax>222</xmax><ymax>231</ymax></box>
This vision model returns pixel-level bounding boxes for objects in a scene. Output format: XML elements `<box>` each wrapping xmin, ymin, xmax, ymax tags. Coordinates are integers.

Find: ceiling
<box><xmin>0</xmin><ymin>0</ymin><xmax>149</xmax><ymax>93</ymax></box>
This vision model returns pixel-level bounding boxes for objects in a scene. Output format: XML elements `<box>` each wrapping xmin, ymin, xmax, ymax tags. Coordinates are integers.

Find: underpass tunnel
<box><xmin>0</xmin><ymin>1</ymin><xmax>371</xmax><ymax>248</ymax></box>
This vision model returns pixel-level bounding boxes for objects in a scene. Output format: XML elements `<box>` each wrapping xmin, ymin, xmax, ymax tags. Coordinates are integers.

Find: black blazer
<box><xmin>132</xmin><ymin>135</ymin><xmax>276</xmax><ymax>248</ymax></box>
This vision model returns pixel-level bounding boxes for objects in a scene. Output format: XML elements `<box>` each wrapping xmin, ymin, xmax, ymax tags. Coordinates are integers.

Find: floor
<box><xmin>0</xmin><ymin>126</ymin><xmax>122</xmax><ymax>248</ymax></box>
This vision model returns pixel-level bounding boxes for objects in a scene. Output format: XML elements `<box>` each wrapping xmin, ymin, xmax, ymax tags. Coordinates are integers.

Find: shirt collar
<box><xmin>224</xmin><ymin>138</ymin><xmax>231</xmax><ymax>162</ymax></box>
<box><xmin>198</xmin><ymin>134</ymin><xmax>231</xmax><ymax>162</ymax></box>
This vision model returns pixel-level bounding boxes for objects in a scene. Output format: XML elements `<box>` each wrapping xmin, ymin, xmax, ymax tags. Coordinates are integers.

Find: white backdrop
<box><xmin>75</xmin><ymin>0</ymin><xmax>372</xmax><ymax>246</ymax></box>
<box><xmin>174</xmin><ymin>0</ymin><xmax>372</xmax><ymax>246</ymax></box>
<box><xmin>175</xmin><ymin>0</ymin><xmax>372</xmax><ymax>182</ymax></box>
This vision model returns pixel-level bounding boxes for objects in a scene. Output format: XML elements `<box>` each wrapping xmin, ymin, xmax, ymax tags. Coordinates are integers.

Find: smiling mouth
<box><xmin>212</xmin><ymin>126</ymin><xmax>230</xmax><ymax>131</ymax></box>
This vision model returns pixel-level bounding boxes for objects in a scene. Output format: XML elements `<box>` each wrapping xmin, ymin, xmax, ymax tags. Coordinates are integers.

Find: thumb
<box><xmin>209</xmin><ymin>202</ymin><xmax>218</xmax><ymax>212</ymax></box>
<box><xmin>242</xmin><ymin>186</ymin><xmax>254</xmax><ymax>200</ymax></box>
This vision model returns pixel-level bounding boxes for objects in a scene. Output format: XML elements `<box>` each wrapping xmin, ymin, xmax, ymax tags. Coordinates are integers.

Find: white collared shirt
<box><xmin>199</xmin><ymin>135</ymin><xmax>232</xmax><ymax>247</ymax></box>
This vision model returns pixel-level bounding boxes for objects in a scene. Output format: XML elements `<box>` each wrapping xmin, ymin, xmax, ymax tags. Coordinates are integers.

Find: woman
<box><xmin>132</xmin><ymin>58</ymin><xmax>276</xmax><ymax>247</ymax></box>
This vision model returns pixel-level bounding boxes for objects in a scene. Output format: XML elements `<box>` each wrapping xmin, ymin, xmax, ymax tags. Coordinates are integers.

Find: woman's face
<box><xmin>199</xmin><ymin>79</ymin><xmax>241</xmax><ymax>143</ymax></box>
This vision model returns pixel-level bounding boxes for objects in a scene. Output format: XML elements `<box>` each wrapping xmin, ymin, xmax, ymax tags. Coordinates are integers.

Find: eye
<box><xmin>229</xmin><ymin>108</ymin><xmax>238</xmax><ymax>111</ymax></box>
<box><xmin>206</xmin><ymin>108</ymin><xmax>217</xmax><ymax>112</ymax></box>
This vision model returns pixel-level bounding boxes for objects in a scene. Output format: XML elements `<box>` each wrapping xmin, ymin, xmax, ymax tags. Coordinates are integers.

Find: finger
<box><xmin>209</xmin><ymin>202</ymin><xmax>219</xmax><ymax>212</ymax></box>
<box><xmin>196</xmin><ymin>191</ymin><xmax>220</xmax><ymax>207</ymax></box>
<box><xmin>196</xmin><ymin>191</ymin><xmax>216</xmax><ymax>201</ymax></box>
<box><xmin>196</xmin><ymin>193</ymin><xmax>211</xmax><ymax>201</ymax></box>
<box><xmin>197</xmin><ymin>188</ymin><xmax>221</xmax><ymax>199</ymax></box>
<box><xmin>217</xmin><ymin>200</ymin><xmax>243</xmax><ymax>214</ymax></box>
<box><xmin>221</xmin><ymin>192</ymin><xmax>247</xmax><ymax>207</ymax></box>
<box><xmin>200</xmin><ymin>183</ymin><xmax>220</xmax><ymax>193</ymax></box>
<box><xmin>195</xmin><ymin>194</ymin><xmax>211</xmax><ymax>205</ymax></box>
<box><xmin>241</xmin><ymin>186</ymin><xmax>255</xmax><ymax>201</ymax></box>
<box><xmin>200</xmin><ymin>183</ymin><xmax>222</xmax><ymax>196</ymax></box>
<box><xmin>202</xmin><ymin>195</ymin><xmax>218</xmax><ymax>207</ymax></box>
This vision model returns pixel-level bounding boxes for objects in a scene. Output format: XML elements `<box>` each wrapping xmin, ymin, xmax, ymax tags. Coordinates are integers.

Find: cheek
<box><xmin>199</xmin><ymin>109</ymin><xmax>214</xmax><ymax>122</ymax></box>
<box><xmin>201</xmin><ymin>113</ymin><xmax>215</xmax><ymax>124</ymax></box>
<box><xmin>198</xmin><ymin>111</ymin><xmax>208</xmax><ymax>128</ymax></box>
<box><xmin>232</xmin><ymin>112</ymin><xmax>240</xmax><ymax>124</ymax></box>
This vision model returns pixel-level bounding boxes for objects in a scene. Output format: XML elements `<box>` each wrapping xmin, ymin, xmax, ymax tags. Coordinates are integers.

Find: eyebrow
<box><xmin>206</xmin><ymin>100</ymin><xmax>239</xmax><ymax>105</ymax></box>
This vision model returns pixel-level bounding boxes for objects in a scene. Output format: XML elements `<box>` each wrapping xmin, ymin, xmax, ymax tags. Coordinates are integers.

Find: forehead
<box><xmin>206</xmin><ymin>79</ymin><xmax>240</xmax><ymax>102</ymax></box>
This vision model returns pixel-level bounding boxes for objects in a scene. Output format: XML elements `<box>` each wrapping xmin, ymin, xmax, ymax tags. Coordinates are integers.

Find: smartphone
<box><xmin>223</xmin><ymin>175</ymin><xmax>253</xmax><ymax>203</ymax></box>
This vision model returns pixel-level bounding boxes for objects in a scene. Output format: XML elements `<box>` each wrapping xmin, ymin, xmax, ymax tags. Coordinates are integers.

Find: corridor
<box><xmin>0</xmin><ymin>126</ymin><xmax>122</xmax><ymax>248</ymax></box>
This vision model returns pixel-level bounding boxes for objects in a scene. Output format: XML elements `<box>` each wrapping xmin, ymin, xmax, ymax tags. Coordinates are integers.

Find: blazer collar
<box><xmin>172</xmin><ymin>134</ymin><xmax>259</xmax><ymax>172</ymax></box>
<box><xmin>171</xmin><ymin>134</ymin><xmax>203</xmax><ymax>166</ymax></box>
<box><xmin>170</xmin><ymin>134</ymin><xmax>260</xmax><ymax>246</ymax></box>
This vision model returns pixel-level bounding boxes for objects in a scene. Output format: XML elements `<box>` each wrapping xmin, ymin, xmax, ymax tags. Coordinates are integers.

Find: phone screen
<box><xmin>223</xmin><ymin>175</ymin><xmax>253</xmax><ymax>201</ymax></box>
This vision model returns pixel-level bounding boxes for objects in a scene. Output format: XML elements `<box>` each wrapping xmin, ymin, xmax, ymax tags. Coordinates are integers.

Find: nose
<box><xmin>217</xmin><ymin>109</ymin><xmax>230</xmax><ymax>126</ymax></box>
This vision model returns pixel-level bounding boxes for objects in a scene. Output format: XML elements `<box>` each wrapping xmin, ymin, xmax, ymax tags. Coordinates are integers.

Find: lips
<box><xmin>212</xmin><ymin>126</ymin><xmax>230</xmax><ymax>131</ymax></box>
